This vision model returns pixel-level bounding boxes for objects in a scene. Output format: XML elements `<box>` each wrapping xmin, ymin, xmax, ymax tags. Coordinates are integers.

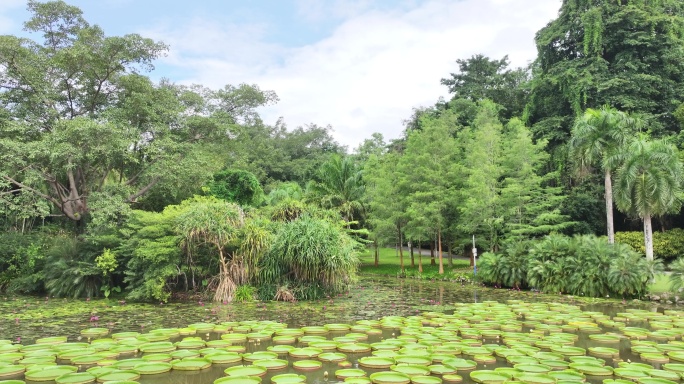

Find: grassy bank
<box><xmin>358</xmin><ymin>247</ymin><xmax>472</xmax><ymax>281</ymax></box>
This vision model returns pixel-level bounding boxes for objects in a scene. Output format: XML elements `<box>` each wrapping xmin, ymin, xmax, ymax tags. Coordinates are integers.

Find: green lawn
<box><xmin>358</xmin><ymin>247</ymin><xmax>471</xmax><ymax>277</ymax></box>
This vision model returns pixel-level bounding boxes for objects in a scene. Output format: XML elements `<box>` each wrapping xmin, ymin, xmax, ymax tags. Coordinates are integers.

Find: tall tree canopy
<box><xmin>0</xmin><ymin>1</ymin><xmax>276</xmax><ymax>224</ymax></box>
<box><xmin>527</xmin><ymin>0</ymin><xmax>684</xmax><ymax>146</ymax></box>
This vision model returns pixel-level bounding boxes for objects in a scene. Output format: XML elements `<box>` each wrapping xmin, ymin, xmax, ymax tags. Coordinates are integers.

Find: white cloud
<box><xmin>146</xmin><ymin>0</ymin><xmax>562</xmax><ymax>149</ymax></box>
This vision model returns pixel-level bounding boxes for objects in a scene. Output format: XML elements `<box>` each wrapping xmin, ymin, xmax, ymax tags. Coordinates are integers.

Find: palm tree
<box><xmin>569</xmin><ymin>106</ymin><xmax>638</xmax><ymax>243</ymax></box>
<box><xmin>307</xmin><ymin>155</ymin><xmax>365</xmax><ymax>225</ymax></box>
<box><xmin>614</xmin><ymin>138</ymin><xmax>683</xmax><ymax>261</ymax></box>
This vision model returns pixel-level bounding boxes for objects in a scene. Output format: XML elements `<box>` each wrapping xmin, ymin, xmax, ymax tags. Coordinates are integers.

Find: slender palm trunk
<box><xmin>605</xmin><ymin>169</ymin><xmax>615</xmax><ymax>244</ymax></box>
<box><xmin>410</xmin><ymin>242</ymin><xmax>415</xmax><ymax>267</ymax></box>
<box><xmin>374</xmin><ymin>239</ymin><xmax>379</xmax><ymax>267</ymax></box>
<box><xmin>644</xmin><ymin>215</ymin><xmax>654</xmax><ymax>261</ymax></box>
<box><xmin>438</xmin><ymin>227</ymin><xmax>444</xmax><ymax>274</ymax></box>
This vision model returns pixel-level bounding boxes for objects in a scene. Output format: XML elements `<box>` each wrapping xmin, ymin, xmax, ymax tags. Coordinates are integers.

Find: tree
<box><xmin>401</xmin><ymin>110</ymin><xmax>459</xmax><ymax>274</ymax></box>
<box><xmin>614</xmin><ymin>138</ymin><xmax>683</xmax><ymax>261</ymax></box>
<box><xmin>568</xmin><ymin>106</ymin><xmax>638</xmax><ymax>243</ymax></box>
<box><xmin>0</xmin><ymin>2</ymin><xmax>276</xmax><ymax>224</ymax></box>
<box><xmin>208</xmin><ymin>169</ymin><xmax>264</xmax><ymax>207</ymax></box>
<box><xmin>458</xmin><ymin>100</ymin><xmax>504</xmax><ymax>251</ymax></box>
<box><xmin>307</xmin><ymin>154</ymin><xmax>365</xmax><ymax>225</ymax></box>
<box><xmin>441</xmin><ymin>54</ymin><xmax>530</xmax><ymax>120</ymax></box>
<box><xmin>527</xmin><ymin>0</ymin><xmax>684</xmax><ymax>144</ymax></box>
<box><xmin>175</xmin><ymin>197</ymin><xmax>245</xmax><ymax>302</ymax></box>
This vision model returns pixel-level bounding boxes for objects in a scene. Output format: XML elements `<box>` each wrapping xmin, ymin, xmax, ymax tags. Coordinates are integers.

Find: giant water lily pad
<box><xmin>391</xmin><ymin>365</ymin><xmax>431</xmax><ymax>376</ymax></box>
<box><xmin>171</xmin><ymin>358</ymin><xmax>211</xmax><ymax>371</ymax></box>
<box><xmin>292</xmin><ymin>359</ymin><xmax>321</xmax><ymax>370</ymax></box>
<box><xmin>132</xmin><ymin>362</ymin><xmax>172</xmax><ymax>375</ymax></box>
<box><xmin>54</xmin><ymin>372</ymin><xmax>96</xmax><ymax>384</ymax></box>
<box><xmin>205</xmin><ymin>352</ymin><xmax>243</xmax><ymax>364</ymax></box>
<box><xmin>271</xmin><ymin>373</ymin><xmax>306</xmax><ymax>384</ymax></box>
<box><xmin>338</xmin><ymin>343</ymin><xmax>372</xmax><ymax>353</ymax></box>
<box><xmin>336</xmin><ymin>369</ymin><xmax>367</xmax><ymax>379</ymax></box>
<box><xmin>0</xmin><ymin>365</ymin><xmax>25</xmax><ymax>377</ymax></box>
<box><xmin>395</xmin><ymin>356</ymin><xmax>432</xmax><ymax>366</ymax></box>
<box><xmin>252</xmin><ymin>359</ymin><xmax>288</xmax><ymax>370</ymax></box>
<box><xmin>370</xmin><ymin>371</ymin><xmax>411</xmax><ymax>384</ymax></box>
<box><xmin>358</xmin><ymin>357</ymin><xmax>395</xmax><ymax>369</ymax></box>
<box><xmin>411</xmin><ymin>376</ymin><xmax>442</xmax><ymax>384</ymax></box>
<box><xmin>25</xmin><ymin>365</ymin><xmax>78</xmax><ymax>381</ymax></box>
<box><xmin>469</xmin><ymin>371</ymin><xmax>511</xmax><ymax>384</ymax></box>
<box><xmin>224</xmin><ymin>365</ymin><xmax>268</xmax><ymax>377</ymax></box>
<box><xmin>214</xmin><ymin>376</ymin><xmax>262</xmax><ymax>384</ymax></box>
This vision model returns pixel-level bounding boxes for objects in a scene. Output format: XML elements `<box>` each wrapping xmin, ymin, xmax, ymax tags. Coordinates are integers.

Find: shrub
<box><xmin>616</xmin><ymin>228</ymin><xmax>684</xmax><ymax>262</ymax></box>
<box><xmin>479</xmin><ymin>233</ymin><xmax>652</xmax><ymax>298</ymax></box>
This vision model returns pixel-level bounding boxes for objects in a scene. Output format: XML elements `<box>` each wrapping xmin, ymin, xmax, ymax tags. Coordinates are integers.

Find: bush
<box><xmin>616</xmin><ymin>228</ymin><xmax>684</xmax><ymax>262</ymax></box>
<box><xmin>259</xmin><ymin>215</ymin><xmax>358</xmax><ymax>300</ymax></box>
<box><xmin>478</xmin><ymin>234</ymin><xmax>652</xmax><ymax>298</ymax></box>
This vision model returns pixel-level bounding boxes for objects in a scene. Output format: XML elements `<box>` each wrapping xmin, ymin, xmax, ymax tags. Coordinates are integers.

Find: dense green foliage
<box><xmin>479</xmin><ymin>234</ymin><xmax>657</xmax><ymax>298</ymax></box>
<box><xmin>3</xmin><ymin>0</ymin><xmax>684</xmax><ymax>300</ymax></box>
<box><xmin>616</xmin><ymin>229</ymin><xmax>684</xmax><ymax>262</ymax></box>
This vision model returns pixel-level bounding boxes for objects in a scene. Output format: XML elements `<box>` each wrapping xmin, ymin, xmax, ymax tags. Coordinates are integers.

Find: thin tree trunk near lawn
<box><xmin>605</xmin><ymin>168</ymin><xmax>615</xmax><ymax>244</ymax></box>
<box><xmin>430</xmin><ymin>240</ymin><xmax>435</xmax><ymax>265</ymax></box>
<box><xmin>644</xmin><ymin>215</ymin><xmax>654</xmax><ymax>261</ymax></box>
<box><xmin>418</xmin><ymin>241</ymin><xmax>423</xmax><ymax>273</ymax></box>
<box><xmin>374</xmin><ymin>239</ymin><xmax>379</xmax><ymax>267</ymax></box>
<box><xmin>438</xmin><ymin>227</ymin><xmax>444</xmax><ymax>274</ymax></box>
<box><xmin>398</xmin><ymin>226</ymin><xmax>404</xmax><ymax>272</ymax></box>
<box><xmin>447</xmin><ymin>242</ymin><xmax>452</xmax><ymax>267</ymax></box>
<box><xmin>410</xmin><ymin>242</ymin><xmax>415</xmax><ymax>268</ymax></box>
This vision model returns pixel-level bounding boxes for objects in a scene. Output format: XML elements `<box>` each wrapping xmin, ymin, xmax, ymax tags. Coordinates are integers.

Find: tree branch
<box><xmin>127</xmin><ymin>176</ymin><xmax>160</xmax><ymax>203</ymax></box>
<box><xmin>2</xmin><ymin>175</ymin><xmax>61</xmax><ymax>207</ymax></box>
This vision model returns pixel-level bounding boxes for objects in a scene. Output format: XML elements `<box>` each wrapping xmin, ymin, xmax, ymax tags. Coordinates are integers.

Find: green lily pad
<box><xmin>214</xmin><ymin>376</ymin><xmax>262</xmax><ymax>384</ymax></box>
<box><xmin>336</xmin><ymin>369</ymin><xmax>367</xmax><ymax>379</ymax></box>
<box><xmin>0</xmin><ymin>365</ymin><xmax>25</xmax><ymax>377</ymax></box>
<box><xmin>370</xmin><ymin>371</ymin><xmax>411</xmax><ymax>384</ymax></box>
<box><xmin>132</xmin><ymin>362</ymin><xmax>172</xmax><ymax>375</ymax></box>
<box><xmin>25</xmin><ymin>366</ymin><xmax>78</xmax><ymax>381</ymax></box>
<box><xmin>358</xmin><ymin>357</ymin><xmax>395</xmax><ymax>369</ymax></box>
<box><xmin>395</xmin><ymin>356</ymin><xmax>432</xmax><ymax>366</ymax></box>
<box><xmin>441</xmin><ymin>374</ymin><xmax>462</xmax><ymax>383</ymax></box>
<box><xmin>469</xmin><ymin>371</ymin><xmax>511</xmax><ymax>384</ymax></box>
<box><xmin>292</xmin><ymin>359</ymin><xmax>322</xmax><ymax>370</ymax></box>
<box><xmin>271</xmin><ymin>373</ymin><xmax>306</xmax><ymax>384</ymax></box>
<box><xmin>205</xmin><ymin>352</ymin><xmax>243</xmax><ymax>364</ymax></box>
<box><xmin>252</xmin><ymin>359</ymin><xmax>288</xmax><ymax>370</ymax></box>
<box><xmin>637</xmin><ymin>379</ymin><xmax>678</xmax><ymax>384</ymax></box>
<box><xmin>54</xmin><ymin>372</ymin><xmax>96</xmax><ymax>384</ymax></box>
<box><xmin>391</xmin><ymin>365</ymin><xmax>431</xmax><ymax>376</ymax></box>
<box><xmin>338</xmin><ymin>343</ymin><xmax>372</xmax><ymax>353</ymax></box>
<box><xmin>410</xmin><ymin>376</ymin><xmax>442</xmax><ymax>384</ymax></box>
<box><xmin>171</xmin><ymin>358</ymin><xmax>211</xmax><ymax>371</ymax></box>
<box><xmin>568</xmin><ymin>363</ymin><xmax>614</xmax><ymax>376</ymax></box>
<box><xmin>242</xmin><ymin>351</ymin><xmax>278</xmax><ymax>362</ymax></box>
<box><xmin>289</xmin><ymin>347</ymin><xmax>323</xmax><ymax>358</ymax></box>
<box><xmin>224</xmin><ymin>365</ymin><xmax>268</xmax><ymax>377</ymax></box>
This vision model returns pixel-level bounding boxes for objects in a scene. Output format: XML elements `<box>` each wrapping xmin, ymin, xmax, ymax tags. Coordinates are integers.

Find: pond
<box><xmin>0</xmin><ymin>276</ymin><xmax>678</xmax><ymax>384</ymax></box>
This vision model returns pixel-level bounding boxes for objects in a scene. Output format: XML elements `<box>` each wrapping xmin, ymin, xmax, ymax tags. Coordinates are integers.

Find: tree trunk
<box><xmin>447</xmin><ymin>241</ymin><xmax>453</xmax><ymax>267</ymax></box>
<box><xmin>430</xmin><ymin>240</ymin><xmax>435</xmax><ymax>265</ymax></box>
<box><xmin>398</xmin><ymin>225</ymin><xmax>404</xmax><ymax>273</ymax></box>
<box><xmin>374</xmin><ymin>239</ymin><xmax>379</xmax><ymax>267</ymax></box>
<box><xmin>418</xmin><ymin>240</ymin><xmax>423</xmax><ymax>273</ymax></box>
<box><xmin>605</xmin><ymin>169</ymin><xmax>615</xmax><ymax>244</ymax></box>
<box><xmin>438</xmin><ymin>227</ymin><xmax>444</xmax><ymax>274</ymax></box>
<box><xmin>644</xmin><ymin>215</ymin><xmax>654</xmax><ymax>261</ymax></box>
<box><xmin>410</xmin><ymin>242</ymin><xmax>415</xmax><ymax>268</ymax></box>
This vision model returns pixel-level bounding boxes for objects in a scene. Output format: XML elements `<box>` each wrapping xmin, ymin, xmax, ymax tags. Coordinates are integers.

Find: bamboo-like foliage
<box><xmin>260</xmin><ymin>215</ymin><xmax>358</xmax><ymax>300</ymax></box>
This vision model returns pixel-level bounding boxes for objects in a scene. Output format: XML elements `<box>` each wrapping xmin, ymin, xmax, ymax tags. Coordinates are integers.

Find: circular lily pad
<box><xmin>54</xmin><ymin>372</ymin><xmax>96</xmax><ymax>384</ymax></box>
<box><xmin>358</xmin><ymin>357</ymin><xmax>395</xmax><ymax>369</ymax></box>
<box><xmin>568</xmin><ymin>363</ymin><xmax>614</xmax><ymax>376</ymax></box>
<box><xmin>428</xmin><ymin>364</ymin><xmax>457</xmax><ymax>375</ymax></box>
<box><xmin>289</xmin><ymin>347</ymin><xmax>323</xmax><ymax>358</ymax></box>
<box><xmin>271</xmin><ymin>373</ymin><xmax>306</xmax><ymax>384</ymax></box>
<box><xmin>80</xmin><ymin>328</ymin><xmax>109</xmax><ymax>337</ymax></box>
<box><xmin>224</xmin><ymin>365</ymin><xmax>268</xmax><ymax>377</ymax></box>
<box><xmin>205</xmin><ymin>352</ymin><xmax>243</xmax><ymax>364</ymax></box>
<box><xmin>292</xmin><ymin>359</ymin><xmax>322</xmax><ymax>370</ymax></box>
<box><xmin>242</xmin><ymin>352</ymin><xmax>278</xmax><ymax>362</ymax></box>
<box><xmin>318</xmin><ymin>352</ymin><xmax>347</xmax><ymax>362</ymax></box>
<box><xmin>370</xmin><ymin>371</ymin><xmax>411</xmax><ymax>384</ymax></box>
<box><xmin>252</xmin><ymin>359</ymin><xmax>288</xmax><ymax>370</ymax></box>
<box><xmin>93</xmin><ymin>369</ymin><xmax>141</xmax><ymax>382</ymax></box>
<box><xmin>395</xmin><ymin>356</ymin><xmax>432</xmax><ymax>366</ymax></box>
<box><xmin>338</xmin><ymin>343</ymin><xmax>372</xmax><ymax>353</ymax></box>
<box><xmin>325</xmin><ymin>324</ymin><xmax>351</xmax><ymax>332</ymax></box>
<box><xmin>442</xmin><ymin>374</ymin><xmax>462</xmax><ymax>383</ymax></box>
<box><xmin>172</xmin><ymin>358</ymin><xmax>211</xmax><ymax>371</ymax></box>
<box><xmin>391</xmin><ymin>365</ymin><xmax>431</xmax><ymax>376</ymax></box>
<box><xmin>214</xmin><ymin>376</ymin><xmax>263</xmax><ymax>384</ymax></box>
<box><xmin>132</xmin><ymin>362</ymin><xmax>172</xmax><ymax>375</ymax></box>
<box><xmin>345</xmin><ymin>378</ymin><xmax>372</xmax><ymax>384</ymax></box>
<box><xmin>411</xmin><ymin>376</ymin><xmax>442</xmax><ymax>384</ymax></box>
<box><xmin>516</xmin><ymin>373</ymin><xmax>556</xmax><ymax>384</ymax></box>
<box><xmin>469</xmin><ymin>371</ymin><xmax>511</xmax><ymax>384</ymax></box>
<box><xmin>170</xmin><ymin>350</ymin><xmax>200</xmax><ymax>359</ymax></box>
<box><xmin>25</xmin><ymin>366</ymin><xmax>78</xmax><ymax>381</ymax></box>
<box><xmin>0</xmin><ymin>365</ymin><xmax>25</xmax><ymax>377</ymax></box>
<box><xmin>35</xmin><ymin>336</ymin><xmax>67</xmax><ymax>345</ymax></box>
<box><xmin>638</xmin><ymin>379</ymin><xmax>678</xmax><ymax>384</ymax></box>
<box><xmin>336</xmin><ymin>369</ymin><xmax>367</xmax><ymax>379</ymax></box>
<box><xmin>442</xmin><ymin>358</ymin><xmax>477</xmax><ymax>371</ymax></box>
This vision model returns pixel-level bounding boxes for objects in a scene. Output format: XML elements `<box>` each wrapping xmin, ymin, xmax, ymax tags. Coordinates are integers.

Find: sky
<box><xmin>0</xmin><ymin>0</ymin><xmax>562</xmax><ymax>150</ymax></box>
